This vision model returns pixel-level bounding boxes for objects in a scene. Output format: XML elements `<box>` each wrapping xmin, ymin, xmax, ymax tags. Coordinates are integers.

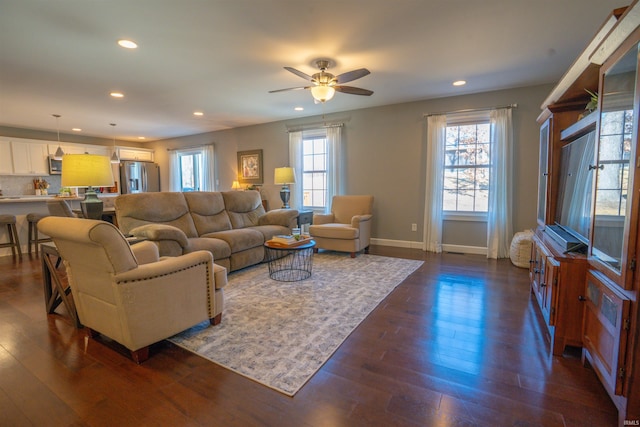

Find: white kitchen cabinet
<box><xmin>11</xmin><ymin>141</ymin><xmax>49</xmax><ymax>175</ymax></box>
<box><xmin>118</xmin><ymin>147</ymin><xmax>154</xmax><ymax>161</ymax></box>
<box><xmin>0</xmin><ymin>139</ymin><xmax>13</xmax><ymax>174</ymax></box>
<box><xmin>48</xmin><ymin>143</ymin><xmax>109</xmax><ymax>156</ymax></box>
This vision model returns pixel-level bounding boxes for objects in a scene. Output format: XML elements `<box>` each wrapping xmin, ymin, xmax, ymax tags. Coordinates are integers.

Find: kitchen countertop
<box><xmin>0</xmin><ymin>194</ymin><xmax>118</xmax><ymax>203</ymax></box>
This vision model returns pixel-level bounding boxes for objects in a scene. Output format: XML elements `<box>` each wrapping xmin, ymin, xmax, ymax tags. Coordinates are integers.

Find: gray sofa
<box><xmin>115</xmin><ymin>191</ymin><xmax>298</xmax><ymax>272</ymax></box>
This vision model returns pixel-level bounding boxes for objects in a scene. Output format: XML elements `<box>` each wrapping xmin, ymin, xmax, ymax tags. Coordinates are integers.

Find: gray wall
<box><xmin>150</xmin><ymin>83</ymin><xmax>552</xmax><ymax>247</ymax></box>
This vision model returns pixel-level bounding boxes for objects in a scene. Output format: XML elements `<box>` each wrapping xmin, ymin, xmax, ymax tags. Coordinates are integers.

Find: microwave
<box><xmin>48</xmin><ymin>155</ymin><xmax>62</xmax><ymax>174</ymax></box>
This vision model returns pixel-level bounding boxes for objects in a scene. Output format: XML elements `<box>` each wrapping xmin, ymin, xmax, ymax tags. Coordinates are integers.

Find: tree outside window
<box><xmin>179</xmin><ymin>152</ymin><xmax>202</xmax><ymax>192</ymax></box>
<box><xmin>443</xmin><ymin>122</ymin><xmax>491</xmax><ymax>213</ymax></box>
<box><xmin>302</xmin><ymin>135</ymin><xmax>328</xmax><ymax>209</ymax></box>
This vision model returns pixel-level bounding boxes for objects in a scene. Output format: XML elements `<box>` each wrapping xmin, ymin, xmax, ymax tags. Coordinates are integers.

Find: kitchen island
<box><xmin>0</xmin><ymin>194</ymin><xmax>118</xmax><ymax>257</ymax></box>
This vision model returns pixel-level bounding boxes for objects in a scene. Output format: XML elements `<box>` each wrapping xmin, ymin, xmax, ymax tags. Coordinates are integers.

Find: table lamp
<box><xmin>62</xmin><ymin>154</ymin><xmax>115</xmax><ymax>220</ymax></box>
<box><xmin>231</xmin><ymin>180</ymin><xmax>242</xmax><ymax>191</ymax></box>
<box><xmin>274</xmin><ymin>167</ymin><xmax>296</xmax><ymax>209</ymax></box>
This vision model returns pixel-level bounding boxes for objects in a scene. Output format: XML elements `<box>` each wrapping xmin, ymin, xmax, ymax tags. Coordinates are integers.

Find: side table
<box><xmin>264</xmin><ymin>239</ymin><xmax>315</xmax><ymax>282</ymax></box>
<box><xmin>41</xmin><ymin>242</ymin><xmax>82</xmax><ymax>328</ymax></box>
<box><xmin>297</xmin><ymin>210</ymin><xmax>314</xmax><ymax>234</ymax></box>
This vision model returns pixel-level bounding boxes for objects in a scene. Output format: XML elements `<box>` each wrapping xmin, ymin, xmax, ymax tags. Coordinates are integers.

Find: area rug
<box><xmin>168</xmin><ymin>253</ymin><xmax>423</xmax><ymax>396</ymax></box>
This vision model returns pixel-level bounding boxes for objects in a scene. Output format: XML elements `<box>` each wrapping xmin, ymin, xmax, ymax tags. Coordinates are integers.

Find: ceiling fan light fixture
<box><xmin>311</xmin><ymin>85</ymin><xmax>335</xmax><ymax>103</ymax></box>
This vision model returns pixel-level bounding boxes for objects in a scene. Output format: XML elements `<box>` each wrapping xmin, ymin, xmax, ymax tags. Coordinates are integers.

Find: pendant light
<box><xmin>52</xmin><ymin>114</ymin><xmax>64</xmax><ymax>160</ymax></box>
<box><xmin>109</xmin><ymin>123</ymin><xmax>120</xmax><ymax>164</ymax></box>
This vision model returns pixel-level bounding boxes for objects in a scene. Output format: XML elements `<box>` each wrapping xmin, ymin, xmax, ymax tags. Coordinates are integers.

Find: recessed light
<box><xmin>71</xmin><ymin>128</ymin><xmax>82</xmax><ymax>132</ymax></box>
<box><xmin>453</xmin><ymin>80</ymin><xmax>467</xmax><ymax>86</ymax></box>
<box><xmin>294</xmin><ymin>107</ymin><xmax>304</xmax><ymax>111</ymax></box>
<box><xmin>110</xmin><ymin>92</ymin><xmax>124</xmax><ymax>98</ymax></box>
<box><xmin>138</xmin><ymin>136</ymin><xmax>146</xmax><ymax>140</ymax></box>
<box><xmin>193</xmin><ymin>111</ymin><xmax>204</xmax><ymax>116</ymax></box>
<box><xmin>118</xmin><ymin>39</ymin><xmax>138</xmax><ymax>49</ymax></box>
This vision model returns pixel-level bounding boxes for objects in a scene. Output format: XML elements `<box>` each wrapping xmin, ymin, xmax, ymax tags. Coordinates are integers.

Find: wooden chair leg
<box><xmin>350</xmin><ymin>252</ymin><xmax>356</xmax><ymax>258</ymax></box>
<box><xmin>130</xmin><ymin>347</ymin><xmax>149</xmax><ymax>364</ymax></box>
<box><xmin>28</xmin><ymin>222</ymin><xmax>34</xmax><ymax>254</ymax></box>
<box><xmin>210</xmin><ymin>313</ymin><xmax>222</xmax><ymax>325</ymax></box>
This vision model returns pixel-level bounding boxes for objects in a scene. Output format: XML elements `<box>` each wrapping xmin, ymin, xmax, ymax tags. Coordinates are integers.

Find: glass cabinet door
<box><xmin>537</xmin><ymin>119</ymin><xmax>550</xmax><ymax>225</ymax></box>
<box><xmin>591</xmin><ymin>42</ymin><xmax>638</xmax><ymax>289</ymax></box>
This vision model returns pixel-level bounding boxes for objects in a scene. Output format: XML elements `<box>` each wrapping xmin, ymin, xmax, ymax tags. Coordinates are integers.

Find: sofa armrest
<box><xmin>130</xmin><ymin>241</ymin><xmax>160</xmax><ymax>265</ymax></box>
<box><xmin>259</xmin><ymin>209</ymin><xmax>299</xmax><ymax>227</ymax></box>
<box><xmin>113</xmin><ymin>251</ymin><xmax>219</xmax><ymax>339</ymax></box>
<box><xmin>351</xmin><ymin>214</ymin><xmax>373</xmax><ymax>229</ymax></box>
<box><xmin>115</xmin><ymin>250</ymin><xmax>213</xmax><ymax>284</ymax></box>
<box><xmin>313</xmin><ymin>213</ymin><xmax>335</xmax><ymax>225</ymax></box>
<box><xmin>129</xmin><ymin>224</ymin><xmax>190</xmax><ymax>249</ymax></box>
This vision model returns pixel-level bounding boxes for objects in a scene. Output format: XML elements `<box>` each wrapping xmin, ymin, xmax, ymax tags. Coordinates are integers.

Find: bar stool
<box><xmin>27</xmin><ymin>213</ymin><xmax>52</xmax><ymax>255</ymax></box>
<box><xmin>0</xmin><ymin>214</ymin><xmax>22</xmax><ymax>258</ymax></box>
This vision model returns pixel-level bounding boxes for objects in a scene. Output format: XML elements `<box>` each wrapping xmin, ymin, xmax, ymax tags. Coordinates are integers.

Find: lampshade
<box><xmin>274</xmin><ymin>167</ymin><xmax>296</xmax><ymax>184</ymax></box>
<box><xmin>310</xmin><ymin>85</ymin><xmax>335</xmax><ymax>103</ymax></box>
<box><xmin>231</xmin><ymin>180</ymin><xmax>241</xmax><ymax>190</ymax></box>
<box><xmin>62</xmin><ymin>154</ymin><xmax>115</xmax><ymax>188</ymax></box>
<box><xmin>62</xmin><ymin>154</ymin><xmax>115</xmax><ymax>220</ymax></box>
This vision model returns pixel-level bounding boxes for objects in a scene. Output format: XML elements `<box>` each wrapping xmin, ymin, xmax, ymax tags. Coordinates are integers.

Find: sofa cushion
<box><xmin>116</xmin><ymin>192</ymin><xmax>198</xmax><ymax>238</ymax></box>
<box><xmin>332</xmin><ymin>195</ymin><xmax>374</xmax><ymax>225</ymax></box>
<box><xmin>183</xmin><ymin>192</ymin><xmax>232</xmax><ymax>235</ymax></box>
<box><xmin>186</xmin><ymin>237</ymin><xmax>232</xmax><ymax>260</ymax></box>
<box><xmin>222</xmin><ymin>190</ymin><xmax>265</xmax><ymax>229</ymax></box>
<box><xmin>205</xmin><ymin>228</ymin><xmax>264</xmax><ymax>253</ymax></box>
<box><xmin>309</xmin><ymin>223</ymin><xmax>360</xmax><ymax>239</ymax></box>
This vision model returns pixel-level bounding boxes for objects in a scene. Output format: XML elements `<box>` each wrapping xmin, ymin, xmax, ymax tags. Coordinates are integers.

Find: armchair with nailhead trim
<box><xmin>37</xmin><ymin>216</ymin><xmax>227</xmax><ymax>363</ymax></box>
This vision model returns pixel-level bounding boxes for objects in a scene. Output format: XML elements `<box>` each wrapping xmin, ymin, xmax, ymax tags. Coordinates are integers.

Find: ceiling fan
<box><xmin>269</xmin><ymin>59</ymin><xmax>373</xmax><ymax>103</ymax></box>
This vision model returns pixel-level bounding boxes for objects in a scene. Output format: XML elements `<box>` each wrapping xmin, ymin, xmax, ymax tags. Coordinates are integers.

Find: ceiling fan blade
<box><xmin>334</xmin><ymin>85</ymin><xmax>373</xmax><ymax>96</ymax></box>
<box><xmin>335</xmin><ymin>68</ymin><xmax>370</xmax><ymax>84</ymax></box>
<box><xmin>284</xmin><ymin>67</ymin><xmax>314</xmax><ymax>82</ymax></box>
<box><xmin>268</xmin><ymin>86</ymin><xmax>310</xmax><ymax>93</ymax></box>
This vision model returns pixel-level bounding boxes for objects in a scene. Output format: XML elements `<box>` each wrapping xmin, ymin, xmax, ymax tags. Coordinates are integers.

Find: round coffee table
<box><xmin>264</xmin><ymin>239</ymin><xmax>315</xmax><ymax>282</ymax></box>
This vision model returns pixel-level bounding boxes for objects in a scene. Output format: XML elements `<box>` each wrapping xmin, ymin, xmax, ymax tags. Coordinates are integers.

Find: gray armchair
<box><xmin>309</xmin><ymin>195</ymin><xmax>374</xmax><ymax>258</ymax></box>
<box><xmin>37</xmin><ymin>217</ymin><xmax>227</xmax><ymax>363</ymax></box>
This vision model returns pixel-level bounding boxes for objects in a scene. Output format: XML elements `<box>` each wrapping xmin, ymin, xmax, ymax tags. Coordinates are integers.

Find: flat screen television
<box><xmin>550</xmin><ymin>129</ymin><xmax>596</xmax><ymax>249</ymax></box>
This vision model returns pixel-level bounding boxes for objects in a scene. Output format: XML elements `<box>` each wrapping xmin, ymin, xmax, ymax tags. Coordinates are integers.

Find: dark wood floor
<box><xmin>0</xmin><ymin>246</ymin><xmax>618</xmax><ymax>426</ymax></box>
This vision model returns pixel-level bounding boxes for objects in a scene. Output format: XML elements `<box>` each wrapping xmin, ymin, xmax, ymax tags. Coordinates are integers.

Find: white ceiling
<box><xmin>0</xmin><ymin>0</ymin><xmax>624</xmax><ymax>142</ymax></box>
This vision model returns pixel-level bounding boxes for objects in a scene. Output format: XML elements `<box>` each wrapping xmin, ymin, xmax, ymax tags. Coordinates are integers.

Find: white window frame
<box><xmin>442</xmin><ymin>113</ymin><xmax>491</xmax><ymax>222</ymax></box>
<box><xmin>301</xmin><ymin>129</ymin><xmax>328</xmax><ymax>211</ymax></box>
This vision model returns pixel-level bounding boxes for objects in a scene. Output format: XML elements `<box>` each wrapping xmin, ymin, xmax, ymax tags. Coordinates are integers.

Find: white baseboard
<box><xmin>442</xmin><ymin>244</ymin><xmax>487</xmax><ymax>255</ymax></box>
<box><xmin>370</xmin><ymin>238</ymin><xmax>423</xmax><ymax>249</ymax></box>
<box><xmin>370</xmin><ymin>239</ymin><xmax>487</xmax><ymax>255</ymax></box>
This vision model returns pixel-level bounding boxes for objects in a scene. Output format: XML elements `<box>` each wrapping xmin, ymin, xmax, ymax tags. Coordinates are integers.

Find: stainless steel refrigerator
<box><xmin>120</xmin><ymin>161</ymin><xmax>160</xmax><ymax>194</ymax></box>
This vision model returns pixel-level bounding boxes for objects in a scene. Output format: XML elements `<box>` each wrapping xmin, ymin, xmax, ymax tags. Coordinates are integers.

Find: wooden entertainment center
<box><xmin>533</xmin><ymin>3</ymin><xmax>640</xmax><ymax>424</ymax></box>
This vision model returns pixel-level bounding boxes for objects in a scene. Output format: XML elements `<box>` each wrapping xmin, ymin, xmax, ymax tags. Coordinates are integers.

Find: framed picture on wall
<box><xmin>237</xmin><ymin>149</ymin><xmax>263</xmax><ymax>184</ymax></box>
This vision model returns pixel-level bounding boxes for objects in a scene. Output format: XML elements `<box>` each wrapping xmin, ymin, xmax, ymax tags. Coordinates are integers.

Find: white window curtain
<box><xmin>201</xmin><ymin>144</ymin><xmax>216</xmax><ymax>191</ymax></box>
<box><xmin>423</xmin><ymin>114</ymin><xmax>447</xmax><ymax>253</ymax></box>
<box><xmin>325</xmin><ymin>125</ymin><xmax>344</xmax><ymax>212</ymax></box>
<box><xmin>288</xmin><ymin>130</ymin><xmax>303</xmax><ymax>209</ymax></box>
<box><xmin>169</xmin><ymin>150</ymin><xmax>181</xmax><ymax>191</ymax></box>
<box><xmin>487</xmin><ymin>108</ymin><xmax>513</xmax><ymax>259</ymax></box>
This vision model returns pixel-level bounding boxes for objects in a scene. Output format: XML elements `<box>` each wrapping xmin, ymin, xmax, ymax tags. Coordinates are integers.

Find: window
<box><xmin>178</xmin><ymin>151</ymin><xmax>202</xmax><ymax>192</ymax></box>
<box><xmin>302</xmin><ymin>132</ymin><xmax>328</xmax><ymax>209</ymax></box>
<box><xmin>595</xmin><ymin>109</ymin><xmax>632</xmax><ymax>216</ymax></box>
<box><xmin>169</xmin><ymin>144</ymin><xmax>216</xmax><ymax>192</ymax></box>
<box><xmin>443</xmin><ymin>121</ymin><xmax>491</xmax><ymax>214</ymax></box>
<box><xmin>289</xmin><ymin>126</ymin><xmax>342</xmax><ymax>212</ymax></box>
